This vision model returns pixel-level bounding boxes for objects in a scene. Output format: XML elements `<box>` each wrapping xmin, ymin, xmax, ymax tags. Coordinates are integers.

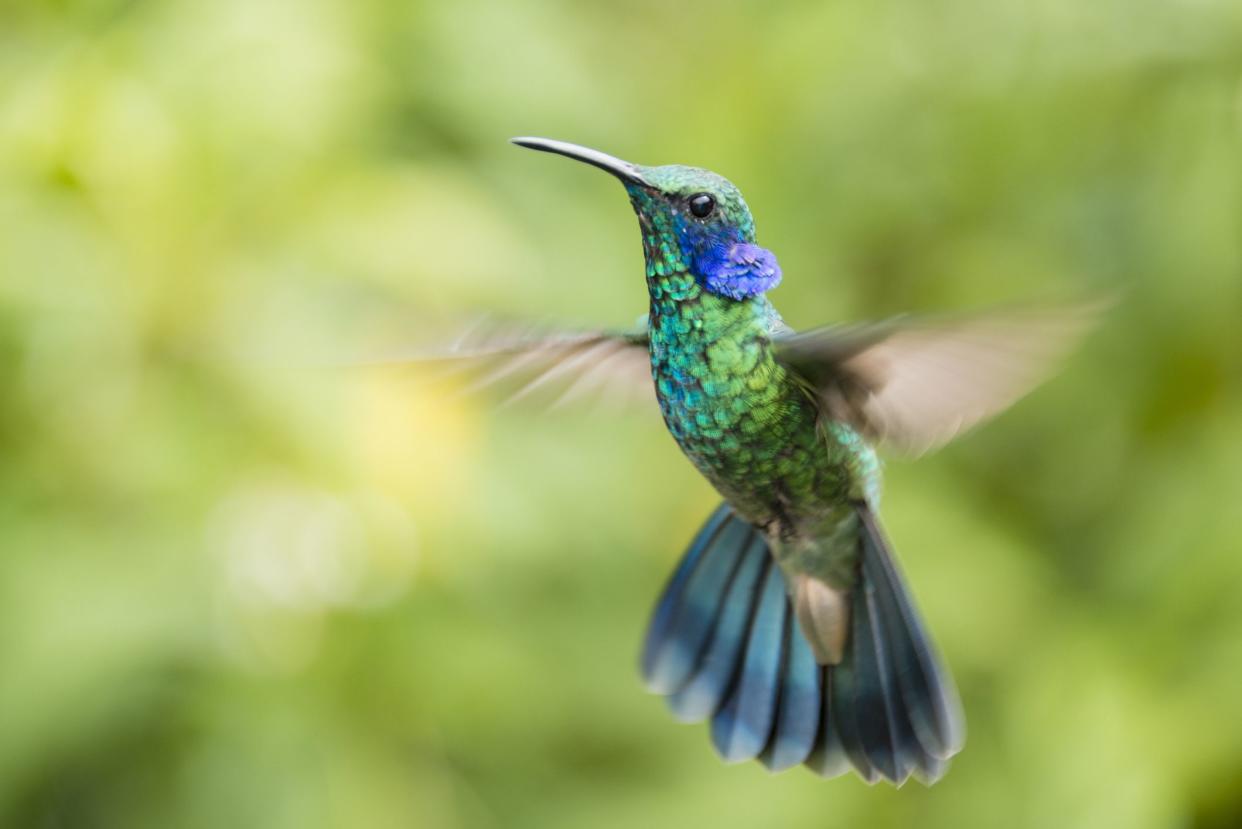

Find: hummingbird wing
<box><xmin>374</xmin><ymin>319</ymin><xmax>654</xmax><ymax>409</ymax></box>
<box><xmin>773</xmin><ymin>301</ymin><xmax>1105</xmax><ymax>456</ymax></box>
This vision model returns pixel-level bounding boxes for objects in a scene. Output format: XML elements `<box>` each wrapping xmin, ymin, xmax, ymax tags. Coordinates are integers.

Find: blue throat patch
<box><xmin>697</xmin><ymin>242</ymin><xmax>782</xmax><ymax>300</ymax></box>
<box><xmin>676</xmin><ymin>218</ymin><xmax>782</xmax><ymax>300</ymax></box>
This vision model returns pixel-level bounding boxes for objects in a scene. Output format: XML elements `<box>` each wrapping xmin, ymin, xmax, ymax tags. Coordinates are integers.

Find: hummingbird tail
<box><xmin>817</xmin><ymin>508</ymin><xmax>966</xmax><ymax>783</ymax></box>
<box><xmin>639</xmin><ymin>503</ymin><xmax>964</xmax><ymax>784</ymax></box>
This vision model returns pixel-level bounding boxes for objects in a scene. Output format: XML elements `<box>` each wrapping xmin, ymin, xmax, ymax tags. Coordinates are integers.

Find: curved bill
<box><xmin>511</xmin><ymin>137</ymin><xmax>650</xmax><ymax>187</ymax></box>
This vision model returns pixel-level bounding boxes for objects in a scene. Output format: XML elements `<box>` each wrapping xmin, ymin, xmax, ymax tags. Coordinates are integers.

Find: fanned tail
<box><xmin>640</xmin><ymin>503</ymin><xmax>964</xmax><ymax>784</ymax></box>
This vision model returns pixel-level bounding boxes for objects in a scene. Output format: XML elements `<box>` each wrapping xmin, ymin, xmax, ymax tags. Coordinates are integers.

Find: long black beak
<box><xmin>511</xmin><ymin>137</ymin><xmax>650</xmax><ymax>187</ymax></box>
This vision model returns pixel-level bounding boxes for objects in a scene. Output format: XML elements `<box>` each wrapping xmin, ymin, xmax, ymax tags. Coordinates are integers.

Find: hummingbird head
<box><xmin>512</xmin><ymin>137</ymin><xmax>781</xmax><ymax>301</ymax></box>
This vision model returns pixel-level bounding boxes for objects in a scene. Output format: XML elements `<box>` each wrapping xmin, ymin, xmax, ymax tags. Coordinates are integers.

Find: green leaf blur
<box><xmin>2</xmin><ymin>1</ymin><xmax>1241</xmax><ymax>827</ymax></box>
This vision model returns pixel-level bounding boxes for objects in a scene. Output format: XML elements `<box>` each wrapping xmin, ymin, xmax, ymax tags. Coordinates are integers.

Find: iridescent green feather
<box><xmin>627</xmin><ymin>180</ymin><xmax>879</xmax><ymax>534</ymax></box>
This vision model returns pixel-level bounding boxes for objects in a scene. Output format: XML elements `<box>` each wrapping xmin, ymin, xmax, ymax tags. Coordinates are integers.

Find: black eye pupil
<box><xmin>689</xmin><ymin>193</ymin><xmax>715</xmax><ymax>218</ymax></box>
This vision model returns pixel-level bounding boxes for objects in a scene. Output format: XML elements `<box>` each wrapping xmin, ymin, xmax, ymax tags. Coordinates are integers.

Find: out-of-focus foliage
<box><xmin>2</xmin><ymin>0</ymin><xmax>1241</xmax><ymax>826</ymax></box>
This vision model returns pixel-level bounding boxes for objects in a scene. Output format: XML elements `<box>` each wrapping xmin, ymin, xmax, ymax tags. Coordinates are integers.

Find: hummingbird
<box><xmin>440</xmin><ymin>137</ymin><xmax>1098</xmax><ymax>785</ymax></box>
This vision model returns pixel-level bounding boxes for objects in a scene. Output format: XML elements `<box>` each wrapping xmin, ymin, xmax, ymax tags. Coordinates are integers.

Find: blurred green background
<box><xmin>2</xmin><ymin>0</ymin><xmax>1242</xmax><ymax>827</ymax></box>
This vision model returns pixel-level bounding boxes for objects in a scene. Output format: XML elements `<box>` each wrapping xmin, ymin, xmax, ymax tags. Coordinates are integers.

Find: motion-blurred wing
<box><xmin>774</xmin><ymin>302</ymin><xmax>1105</xmax><ymax>455</ymax></box>
<box><xmin>392</xmin><ymin>320</ymin><xmax>654</xmax><ymax>409</ymax></box>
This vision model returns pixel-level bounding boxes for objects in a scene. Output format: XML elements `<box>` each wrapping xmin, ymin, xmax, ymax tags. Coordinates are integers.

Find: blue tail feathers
<box><xmin>640</xmin><ymin>504</ymin><xmax>964</xmax><ymax>784</ymax></box>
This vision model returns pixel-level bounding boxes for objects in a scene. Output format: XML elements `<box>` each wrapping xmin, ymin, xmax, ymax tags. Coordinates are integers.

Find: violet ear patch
<box><xmin>700</xmin><ymin>242</ymin><xmax>782</xmax><ymax>300</ymax></box>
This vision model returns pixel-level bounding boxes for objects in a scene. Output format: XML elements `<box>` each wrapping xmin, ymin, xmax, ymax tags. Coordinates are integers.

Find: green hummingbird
<box><xmin>444</xmin><ymin>137</ymin><xmax>1098</xmax><ymax>785</ymax></box>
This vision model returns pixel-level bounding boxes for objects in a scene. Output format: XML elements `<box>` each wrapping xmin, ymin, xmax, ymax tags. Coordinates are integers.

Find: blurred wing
<box><xmin>775</xmin><ymin>302</ymin><xmax>1106</xmax><ymax>456</ymax></box>
<box><xmin>387</xmin><ymin>319</ymin><xmax>654</xmax><ymax>410</ymax></box>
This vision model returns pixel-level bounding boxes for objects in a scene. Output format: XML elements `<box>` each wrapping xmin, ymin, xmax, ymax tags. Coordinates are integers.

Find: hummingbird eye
<box><xmin>688</xmin><ymin>193</ymin><xmax>716</xmax><ymax>219</ymax></box>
